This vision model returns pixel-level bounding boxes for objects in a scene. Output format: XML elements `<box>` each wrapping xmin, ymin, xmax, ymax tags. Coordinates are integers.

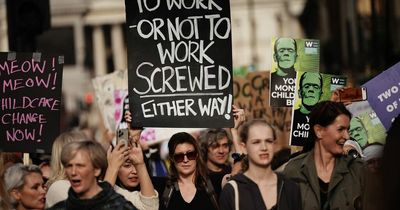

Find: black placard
<box><xmin>0</xmin><ymin>52</ymin><xmax>63</xmax><ymax>153</ymax></box>
<box><xmin>125</xmin><ymin>0</ymin><xmax>233</xmax><ymax>128</ymax></box>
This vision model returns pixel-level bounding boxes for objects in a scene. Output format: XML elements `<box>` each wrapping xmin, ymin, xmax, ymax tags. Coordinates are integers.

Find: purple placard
<box><xmin>363</xmin><ymin>62</ymin><xmax>400</xmax><ymax>130</ymax></box>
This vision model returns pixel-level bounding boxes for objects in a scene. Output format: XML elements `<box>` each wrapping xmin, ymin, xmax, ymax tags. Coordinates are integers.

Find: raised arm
<box><xmin>230</xmin><ymin>105</ymin><xmax>245</xmax><ymax>154</ymax></box>
<box><xmin>125</xmin><ymin>111</ymin><xmax>156</xmax><ymax>197</ymax></box>
<box><xmin>104</xmin><ymin>143</ymin><xmax>130</xmax><ymax>186</ymax></box>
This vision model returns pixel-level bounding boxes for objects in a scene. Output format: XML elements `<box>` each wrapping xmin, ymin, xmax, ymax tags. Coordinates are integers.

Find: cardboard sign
<box><xmin>270</xmin><ymin>38</ymin><xmax>320</xmax><ymax>107</ymax></box>
<box><xmin>0</xmin><ymin>52</ymin><xmax>63</xmax><ymax>153</ymax></box>
<box><xmin>233</xmin><ymin>75</ymin><xmax>252</xmax><ymax>119</ymax></box>
<box><xmin>125</xmin><ymin>0</ymin><xmax>233</xmax><ymax>128</ymax></box>
<box><xmin>233</xmin><ymin>71</ymin><xmax>292</xmax><ymax>148</ymax></box>
<box><xmin>290</xmin><ymin>71</ymin><xmax>346</xmax><ymax>146</ymax></box>
<box><xmin>364</xmin><ymin>62</ymin><xmax>400</xmax><ymax>130</ymax></box>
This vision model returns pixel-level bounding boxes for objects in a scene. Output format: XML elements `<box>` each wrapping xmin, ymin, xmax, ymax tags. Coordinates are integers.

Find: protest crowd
<box><xmin>1</xmin><ymin>1</ymin><xmax>400</xmax><ymax>210</ymax></box>
<box><xmin>1</xmin><ymin>98</ymin><xmax>399</xmax><ymax>210</ymax></box>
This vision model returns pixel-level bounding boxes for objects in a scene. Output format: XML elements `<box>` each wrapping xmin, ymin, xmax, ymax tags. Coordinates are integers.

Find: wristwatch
<box><xmin>231</xmin><ymin>153</ymin><xmax>245</xmax><ymax>163</ymax></box>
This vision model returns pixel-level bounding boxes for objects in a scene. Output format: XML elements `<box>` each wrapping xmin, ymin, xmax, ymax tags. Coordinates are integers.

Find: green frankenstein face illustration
<box><xmin>298</xmin><ymin>73</ymin><xmax>322</xmax><ymax>114</ymax></box>
<box><xmin>275</xmin><ymin>38</ymin><xmax>297</xmax><ymax>70</ymax></box>
<box><xmin>349</xmin><ymin>117</ymin><xmax>368</xmax><ymax>147</ymax></box>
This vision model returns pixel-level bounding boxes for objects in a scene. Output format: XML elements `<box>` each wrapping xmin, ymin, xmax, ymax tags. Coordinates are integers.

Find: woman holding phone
<box><xmin>104</xmin><ymin>112</ymin><xmax>159</xmax><ymax>210</ymax></box>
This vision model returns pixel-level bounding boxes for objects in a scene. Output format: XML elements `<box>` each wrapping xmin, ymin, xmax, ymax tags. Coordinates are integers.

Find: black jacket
<box><xmin>219</xmin><ymin>173</ymin><xmax>302</xmax><ymax>210</ymax></box>
<box><xmin>47</xmin><ymin>182</ymin><xmax>137</xmax><ymax>210</ymax></box>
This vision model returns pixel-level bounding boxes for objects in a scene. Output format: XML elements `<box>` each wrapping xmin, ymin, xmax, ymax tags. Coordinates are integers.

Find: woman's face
<box><xmin>118</xmin><ymin>160</ymin><xmax>139</xmax><ymax>188</ymax></box>
<box><xmin>243</xmin><ymin>124</ymin><xmax>275</xmax><ymax>168</ymax></box>
<box><xmin>173</xmin><ymin>143</ymin><xmax>197</xmax><ymax>178</ymax></box>
<box><xmin>64</xmin><ymin>150</ymin><xmax>101</xmax><ymax>199</ymax></box>
<box><xmin>14</xmin><ymin>172</ymin><xmax>46</xmax><ymax>210</ymax></box>
<box><xmin>318</xmin><ymin>114</ymin><xmax>351</xmax><ymax>156</ymax></box>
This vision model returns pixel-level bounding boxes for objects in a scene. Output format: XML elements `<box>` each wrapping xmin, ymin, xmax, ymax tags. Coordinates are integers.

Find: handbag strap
<box><xmin>228</xmin><ymin>180</ymin><xmax>239</xmax><ymax>210</ymax></box>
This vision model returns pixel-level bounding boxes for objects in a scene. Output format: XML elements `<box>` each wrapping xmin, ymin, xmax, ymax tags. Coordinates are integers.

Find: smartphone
<box><xmin>339</xmin><ymin>87</ymin><xmax>367</xmax><ymax>102</ymax></box>
<box><xmin>116</xmin><ymin>128</ymin><xmax>129</xmax><ymax>147</ymax></box>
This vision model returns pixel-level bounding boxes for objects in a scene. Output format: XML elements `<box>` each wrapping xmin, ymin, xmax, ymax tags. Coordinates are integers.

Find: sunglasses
<box><xmin>173</xmin><ymin>151</ymin><xmax>197</xmax><ymax>163</ymax></box>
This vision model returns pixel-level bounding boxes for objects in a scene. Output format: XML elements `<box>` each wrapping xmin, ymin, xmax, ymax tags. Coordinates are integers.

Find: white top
<box><xmin>114</xmin><ymin>185</ymin><xmax>159</xmax><ymax>210</ymax></box>
<box><xmin>45</xmin><ymin>180</ymin><xmax>70</xmax><ymax>208</ymax></box>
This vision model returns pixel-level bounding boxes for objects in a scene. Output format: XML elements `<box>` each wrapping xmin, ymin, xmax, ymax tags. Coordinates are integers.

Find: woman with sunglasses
<box><xmin>219</xmin><ymin>119</ymin><xmax>302</xmax><ymax>210</ymax></box>
<box><xmin>161</xmin><ymin>132</ymin><xmax>219</xmax><ymax>210</ymax></box>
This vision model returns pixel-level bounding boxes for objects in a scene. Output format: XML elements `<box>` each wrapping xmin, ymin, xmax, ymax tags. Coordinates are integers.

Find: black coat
<box><xmin>47</xmin><ymin>182</ymin><xmax>137</xmax><ymax>210</ymax></box>
<box><xmin>219</xmin><ymin>173</ymin><xmax>302</xmax><ymax>210</ymax></box>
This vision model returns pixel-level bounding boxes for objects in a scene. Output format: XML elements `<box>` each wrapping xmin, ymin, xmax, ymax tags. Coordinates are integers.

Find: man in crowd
<box><xmin>200</xmin><ymin>129</ymin><xmax>232</xmax><ymax>196</ymax></box>
<box><xmin>199</xmin><ymin>106</ymin><xmax>245</xmax><ymax>197</ymax></box>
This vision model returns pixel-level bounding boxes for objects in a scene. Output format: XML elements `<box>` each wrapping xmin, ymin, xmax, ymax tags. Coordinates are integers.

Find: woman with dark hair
<box><xmin>283</xmin><ymin>101</ymin><xmax>364</xmax><ymax>210</ymax></box>
<box><xmin>104</xmin><ymin>112</ymin><xmax>159</xmax><ymax>210</ymax></box>
<box><xmin>161</xmin><ymin>132</ymin><xmax>218</xmax><ymax>210</ymax></box>
<box><xmin>219</xmin><ymin>119</ymin><xmax>301</xmax><ymax>210</ymax></box>
<box><xmin>105</xmin><ymin>142</ymin><xmax>158</xmax><ymax>210</ymax></box>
